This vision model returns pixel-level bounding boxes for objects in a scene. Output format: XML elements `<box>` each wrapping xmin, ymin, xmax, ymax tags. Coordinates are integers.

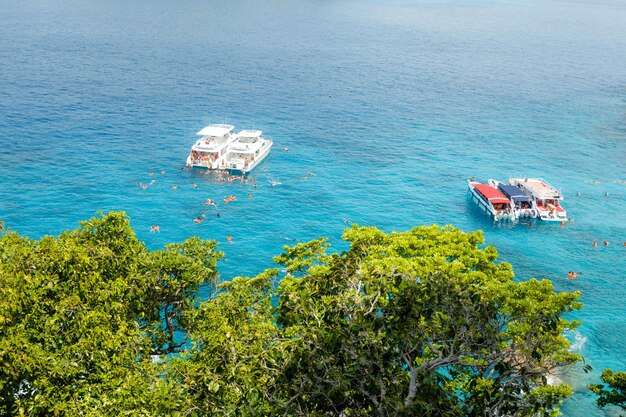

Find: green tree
<box><xmin>1</xmin><ymin>215</ymin><xmax>583</xmax><ymax>417</ymax></box>
<box><xmin>590</xmin><ymin>369</ymin><xmax>626</xmax><ymax>413</ymax></box>
<box><xmin>269</xmin><ymin>225</ymin><xmax>581</xmax><ymax>416</ymax></box>
<box><xmin>0</xmin><ymin>212</ymin><xmax>221</xmax><ymax>416</ymax></box>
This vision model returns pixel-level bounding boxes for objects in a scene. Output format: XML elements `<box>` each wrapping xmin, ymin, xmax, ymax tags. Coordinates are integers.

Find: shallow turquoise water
<box><xmin>1</xmin><ymin>0</ymin><xmax>625</xmax><ymax>413</ymax></box>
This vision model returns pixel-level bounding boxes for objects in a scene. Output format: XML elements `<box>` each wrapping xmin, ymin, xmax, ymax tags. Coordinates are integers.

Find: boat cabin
<box><xmin>497</xmin><ymin>184</ymin><xmax>532</xmax><ymax>209</ymax></box>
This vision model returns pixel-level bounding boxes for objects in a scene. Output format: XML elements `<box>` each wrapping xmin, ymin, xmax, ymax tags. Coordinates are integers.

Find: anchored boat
<box><xmin>468</xmin><ymin>180</ymin><xmax>514</xmax><ymax>221</ymax></box>
<box><xmin>221</xmin><ymin>130</ymin><xmax>272</xmax><ymax>173</ymax></box>
<box><xmin>186</xmin><ymin>124</ymin><xmax>237</xmax><ymax>169</ymax></box>
<box><xmin>509</xmin><ymin>178</ymin><xmax>567</xmax><ymax>222</ymax></box>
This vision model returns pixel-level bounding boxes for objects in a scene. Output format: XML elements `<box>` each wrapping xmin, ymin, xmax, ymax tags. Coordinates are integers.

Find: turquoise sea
<box><xmin>1</xmin><ymin>0</ymin><xmax>625</xmax><ymax>414</ymax></box>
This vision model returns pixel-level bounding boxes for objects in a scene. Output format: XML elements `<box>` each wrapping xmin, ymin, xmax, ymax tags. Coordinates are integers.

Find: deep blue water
<box><xmin>1</xmin><ymin>0</ymin><xmax>625</xmax><ymax>413</ymax></box>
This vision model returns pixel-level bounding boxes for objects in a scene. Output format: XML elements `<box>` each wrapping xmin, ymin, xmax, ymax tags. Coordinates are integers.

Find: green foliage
<box><xmin>0</xmin><ymin>212</ymin><xmax>221</xmax><ymax>416</ymax></box>
<box><xmin>270</xmin><ymin>225</ymin><xmax>581</xmax><ymax>416</ymax></box>
<box><xmin>590</xmin><ymin>369</ymin><xmax>626</xmax><ymax>412</ymax></box>
<box><xmin>0</xmin><ymin>216</ymin><xmax>582</xmax><ymax>416</ymax></box>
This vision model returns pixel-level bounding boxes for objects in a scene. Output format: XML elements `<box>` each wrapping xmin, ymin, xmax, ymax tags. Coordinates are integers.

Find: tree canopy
<box><xmin>0</xmin><ymin>212</ymin><xmax>582</xmax><ymax>416</ymax></box>
<box><xmin>589</xmin><ymin>368</ymin><xmax>626</xmax><ymax>413</ymax></box>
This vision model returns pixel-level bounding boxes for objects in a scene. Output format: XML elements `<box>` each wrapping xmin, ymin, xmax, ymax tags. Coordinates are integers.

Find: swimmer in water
<box><xmin>149</xmin><ymin>171</ymin><xmax>154</xmax><ymax>176</ymax></box>
<box><xmin>172</xmin><ymin>185</ymin><xmax>177</xmax><ymax>190</ymax></box>
<box><xmin>226</xmin><ymin>235</ymin><xmax>232</xmax><ymax>242</ymax></box>
<box><xmin>160</xmin><ymin>170</ymin><xmax>166</xmax><ymax>175</ymax></box>
<box><xmin>216</xmin><ymin>213</ymin><xmax>221</xmax><ymax>218</ymax></box>
<box><xmin>567</xmin><ymin>271</ymin><xmax>580</xmax><ymax>280</ymax></box>
<box><xmin>603</xmin><ymin>240</ymin><xmax>609</xmax><ymax>246</ymax></box>
<box><xmin>193</xmin><ymin>183</ymin><xmax>198</xmax><ymax>189</ymax></box>
<box><xmin>592</xmin><ymin>241</ymin><xmax>598</xmax><ymax>247</ymax></box>
<box><xmin>150</xmin><ymin>225</ymin><xmax>160</xmax><ymax>233</ymax></box>
<box><xmin>247</xmin><ymin>194</ymin><xmax>252</xmax><ymax>199</ymax></box>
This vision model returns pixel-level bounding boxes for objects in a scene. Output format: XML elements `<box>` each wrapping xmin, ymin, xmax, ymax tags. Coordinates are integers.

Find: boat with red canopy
<box><xmin>468</xmin><ymin>180</ymin><xmax>514</xmax><ymax>221</ymax></box>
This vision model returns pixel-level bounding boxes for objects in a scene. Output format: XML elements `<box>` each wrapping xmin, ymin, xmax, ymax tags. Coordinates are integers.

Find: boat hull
<box><xmin>186</xmin><ymin>156</ymin><xmax>219</xmax><ymax>170</ymax></box>
<box><xmin>536</xmin><ymin>208</ymin><xmax>567</xmax><ymax>222</ymax></box>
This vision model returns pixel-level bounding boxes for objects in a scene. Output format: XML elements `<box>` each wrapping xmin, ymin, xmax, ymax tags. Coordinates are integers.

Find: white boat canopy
<box><xmin>196</xmin><ymin>124</ymin><xmax>234</xmax><ymax>137</ymax></box>
<box><xmin>238</xmin><ymin>130</ymin><xmax>262</xmax><ymax>138</ymax></box>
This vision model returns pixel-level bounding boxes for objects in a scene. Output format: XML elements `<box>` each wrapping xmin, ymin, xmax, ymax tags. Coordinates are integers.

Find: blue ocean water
<box><xmin>1</xmin><ymin>0</ymin><xmax>625</xmax><ymax>413</ymax></box>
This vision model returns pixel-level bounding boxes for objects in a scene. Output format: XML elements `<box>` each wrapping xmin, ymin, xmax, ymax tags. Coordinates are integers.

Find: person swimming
<box><xmin>150</xmin><ymin>225</ymin><xmax>160</xmax><ymax>233</ymax></box>
<box><xmin>567</xmin><ymin>271</ymin><xmax>580</xmax><ymax>280</ymax></box>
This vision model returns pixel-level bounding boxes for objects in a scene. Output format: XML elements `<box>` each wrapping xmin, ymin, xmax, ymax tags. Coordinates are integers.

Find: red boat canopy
<box><xmin>474</xmin><ymin>184</ymin><xmax>510</xmax><ymax>204</ymax></box>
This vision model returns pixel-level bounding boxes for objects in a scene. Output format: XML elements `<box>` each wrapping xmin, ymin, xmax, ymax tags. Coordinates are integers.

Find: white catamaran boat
<box><xmin>220</xmin><ymin>130</ymin><xmax>273</xmax><ymax>173</ymax></box>
<box><xmin>509</xmin><ymin>178</ymin><xmax>567</xmax><ymax>222</ymax></box>
<box><xmin>488</xmin><ymin>179</ymin><xmax>537</xmax><ymax>220</ymax></box>
<box><xmin>468</xmin><ymin>180</ymin><xmax>515</xmax><ymax>221</ymax></box>
<box><xmin>186</xmin><ymin>124</ymin><xmax>237</xmax><ymax>169</ymax></box>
